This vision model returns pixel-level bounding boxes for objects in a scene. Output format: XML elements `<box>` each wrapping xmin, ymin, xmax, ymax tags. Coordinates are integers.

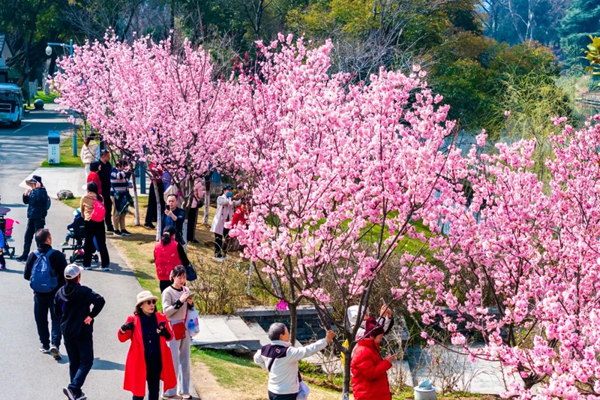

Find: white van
<box><xmin>0</xmin><ymin>83</ymin><xmax>24</xmax><ymax>127</ymax></box>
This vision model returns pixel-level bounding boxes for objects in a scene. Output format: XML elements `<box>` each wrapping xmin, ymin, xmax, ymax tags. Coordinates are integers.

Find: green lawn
<box><xmin>33</xmin><ymin>91</ymin><xmax>60</xmax><ymax>104</ymax></box>
<box><xmin>41</xmin><ymin>133</ymin><xmax>84</xmax><ymax>167</ymax></box>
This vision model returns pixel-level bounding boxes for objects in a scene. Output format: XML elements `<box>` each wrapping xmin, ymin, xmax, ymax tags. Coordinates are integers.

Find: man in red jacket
<box><xmin>350</xmin><ymin>318</ymin><xmax>395</xmax><ymax>400</ymax></box>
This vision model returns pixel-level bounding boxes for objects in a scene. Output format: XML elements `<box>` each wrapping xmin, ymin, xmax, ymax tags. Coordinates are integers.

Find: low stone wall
<box><xmin>236</xmin><ymin>305</ymin><xmax>326</xmax><ymax>342</ymax></box>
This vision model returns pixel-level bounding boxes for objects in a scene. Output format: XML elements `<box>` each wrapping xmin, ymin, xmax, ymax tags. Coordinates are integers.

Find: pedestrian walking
<box><xmin>80</xmin><ymin>136</ymin><xmax>98</xmax><ymax>177</ymax></box>
<box><xmin>210</xmin><ymin>185</ymin><xmax>240</xmax><ymax>260</ymax></box>
<box><xmin>162</xmin><ymin>266</ymin><xmax>194</xmax><ymax>399</ymax></box>
<box><xmin>86</xmin><ymin>161</ymin><xmax>102</xmax><ymax>195</ymax></box>
<box><xmin>23</xmin><ymin>228</ymin><xmax>67</xmax><ymax>360</ymax></box>
<box><xmin>110</xmin><ymin>159</ymin><xmax>133</xmax><ymax>236</ymax></box>
<box><xmin>144</xmin><ymin>164</ymin><xmax>165</xmax><ymax>229</ymax></box>
<box><xmin>350</xmin><ymin>318</ymin><xmax>394</xmax><ymax>400</ymax></box>
<box><xmin>16</xmin><ymin>175</ymin><xmax>49</xmax><ymax>261</ymax></box>
<box><xmin>55</xmin><ymin>264</ymin><xmax>106</xmax><ymax>400</ymax></box>
<box><xmin>80</xmin><ymin>182</ymin><xmax>110</xmax><ymax>271</ymax></box>
<box><xmin>155</xmin><ymin>226</ymin><xmax>190</xmax><ymax>293</ymax></box>
<box><xmin>98</xmin><ymin>150</ymin><xmax>114</xmax><ymax>232</ymax></box>
<box><xmin>118</xmin><ymin>290</ymin><xmax>176</xmax><ymax>400</ymax></box>
<box><xmin>162</xmin><ymin>194</ymin><xmax>185</xmax><ymax>244</ymax></box>
<box><xmin>254</xmin><ymin>323</ymin><xmax>336</xmax><ymax>400</ymax></box>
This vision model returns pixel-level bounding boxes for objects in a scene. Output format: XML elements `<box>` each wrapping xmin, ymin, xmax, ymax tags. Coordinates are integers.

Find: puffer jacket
<box><xmin>350</xmin><ymin>338</ymin><xmax>392</xmax><ymax>400</ymax></box>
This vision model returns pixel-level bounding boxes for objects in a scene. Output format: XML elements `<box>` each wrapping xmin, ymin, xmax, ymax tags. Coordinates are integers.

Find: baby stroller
<box><xmin>0</xmin><ymin>204</ymin><xmax>17</xmax><ymax>260</ymax></box>
<box><xmin>61</xmin><ymin>209</ymin><xmax>99</xmax><ymax>264</ymax></box>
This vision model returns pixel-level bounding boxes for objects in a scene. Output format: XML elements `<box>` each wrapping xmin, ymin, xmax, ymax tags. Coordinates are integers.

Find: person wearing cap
<box><xmin>210</xmin><ymin>185</ymin><xmax>241</xmax><ymax>260</ymax></box>
<box><xmin>118</xmin><ymin>291</ymin><xmax>176</xmax><ymax>400</ymax></box>
<box><xmin>350</xmin><ymin>318</ymin><xmax>394</xmax><ymax>400</ymax></box>
<box><xmin>80</xmin><ymin>182</ymin><xmax>111</xmax><ymax>271</ymax></box>
<box><xmin>55</xmin><ymin>264</ymin><xmax>106</xmax><ymax>400</ymax></box>
<box><xmin>16</xmin><ymin>175</ymin><xmax>50</xmax><ymax>261</ymax></box>
<box><xmin>254</xmin><ymin>323</ymin><xmax>336</xmax><ymax>400</ymax></box>
<box><xmin>24</xmin><ymin>228</ymin><xmax>67</xmax><ymax>359</ymax></box>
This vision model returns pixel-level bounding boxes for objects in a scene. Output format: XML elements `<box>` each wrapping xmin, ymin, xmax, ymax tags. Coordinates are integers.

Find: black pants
<box><xmin>64</xmin><ymin>337</ymin><xmax>94</xmax><ymax>398</ymax></box>
<box><xmin>214</xmin><ymin>228</ymin><xmax>229</xmax><ymax>257</ymax></box>
<box><xmin>104</xmin><ymin>195</ymin><xmax>114</xmax><ymax>231</ymax></box>
<box><xmin>84</xmin><ymin>220</ymin><xmax>110</xmax><ymax>268</ymax></box>
<box><xmin>145</xmin><ymin>181</ymin><xmax>165</xmax><ymax>225</ymax></box>
<box><xmin>186</xmin><ymin>206</ymin><xmax>199</xmax><ymax>242</ymax></box>
<box><xmin>159</xmin><ymin>280</ymin><xmax>171</xmax><ymax>293</ymax></box>
<box><xmin>132</xmin><ymin>356</ymin><xmax>162</xmax><ymax>400</ymax></box>
<box><xmin>268</xmin><ymin>392</ymin><xmax>298</xmax><ymax>400</ymax></box>
<box><xmin>22</xmin><ymin>217</ymin><xmax>45</xmax><ymax>256</ymax></box>
<box><xmin>34</xmin><ymin>292</ymin><xmax>61</xmax><ymax>349</ymax></box>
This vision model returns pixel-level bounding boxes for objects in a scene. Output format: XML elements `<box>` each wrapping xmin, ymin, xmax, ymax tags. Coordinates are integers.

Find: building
<box><xmin>0</xmin><ymin>34</ymin><xmax>13</xmax><ymax>83</ymax></box>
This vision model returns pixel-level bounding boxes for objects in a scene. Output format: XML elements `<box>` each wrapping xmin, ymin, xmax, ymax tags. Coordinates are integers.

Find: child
<box><xmin>0</xmin><ymin>229</ymin><xmax>6</xmax><ymax>270</ymax></box>
<box><xmin>62</xmin><ymin>209</ymin><xmax>85</xmax><ymax>247</ymax></box>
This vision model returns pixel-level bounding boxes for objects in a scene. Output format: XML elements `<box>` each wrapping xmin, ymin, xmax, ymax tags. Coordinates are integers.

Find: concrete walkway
<box><xmin>0</xmin><ymin>107</ymin><xmax>150</xmax><ymax>399</ymax></box>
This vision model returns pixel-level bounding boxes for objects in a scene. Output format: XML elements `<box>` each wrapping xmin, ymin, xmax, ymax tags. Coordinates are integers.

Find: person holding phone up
<box><xmin>350</xmin><ymin>318</ymin><xmax>395</xmax><ymax>400</ymax></box>
<box><xmin>161</xmin><ymin>265</ymin><xmax>195</xmax><ymax>399</ymax></box>
<box><xmin>118</xmin><ymin>291</ymin><xmax>176</xmax><ymax>400</ymax></box>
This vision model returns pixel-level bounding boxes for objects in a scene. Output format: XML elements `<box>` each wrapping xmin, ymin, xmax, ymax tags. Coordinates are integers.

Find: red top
<box><xmin>87</xmin><ymin>171</ymin><xmax>102</xmax><ymax>195</ymax></box>
<box><xmin>231</xmin><ymin>206</ymin><xmax>247</xmax><ymax>227</ymax></box>
<box><xmin>350</xmin><ymin>337</ymin><xmax>393</xmax><ymax>400</ymax></box>
<box><xmin>118</xmin><ymin>312</ymin><xmax>176</xmax><ymax>397</ymax></box>
<box><xmin>154</xmin><ymin>240</ymin><xmax>183</xmax><ymax>281</ymax></box>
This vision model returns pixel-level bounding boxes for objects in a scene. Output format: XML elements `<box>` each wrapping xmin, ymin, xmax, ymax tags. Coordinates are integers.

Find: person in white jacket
<box><xmin>254</xmin><ymin>323</ymin><xmax>336</xmax><ymax>400</ymax></box>
<box><xmin>80</xmin><ymin>136</ymin><xmax>99</xmax><ymax>177</ymax></box>
<box><xmin>210</xmin><ymin>185</ymin><xmax>240</xmax><ymax>260</ymax></box>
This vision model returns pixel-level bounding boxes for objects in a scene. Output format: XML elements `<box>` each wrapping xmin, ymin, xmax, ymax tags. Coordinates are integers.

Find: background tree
<box><xmin>560</xmin><ymin>0</ymin><xmax>600</xmax><ymax>64</ymax></box>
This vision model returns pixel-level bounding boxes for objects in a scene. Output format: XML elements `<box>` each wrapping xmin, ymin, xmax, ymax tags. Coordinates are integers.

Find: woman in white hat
<box><xmin>118</xmin><ymin>291</ymin><xmax>177</xmax><ymax>400</ymax></box>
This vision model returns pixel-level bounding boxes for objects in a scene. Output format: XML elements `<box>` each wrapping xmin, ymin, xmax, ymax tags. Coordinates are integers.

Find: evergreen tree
<box><xmin>560</xmin><ymin>0</ymin><xmax>600</xmax><ymax>60</ymax></box>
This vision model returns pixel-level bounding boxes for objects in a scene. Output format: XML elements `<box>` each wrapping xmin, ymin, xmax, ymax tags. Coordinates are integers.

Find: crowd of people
<box><xmin>9</xmin><ymin>137</ymin><xmax>396</xmax><ymax>400</ymax></box>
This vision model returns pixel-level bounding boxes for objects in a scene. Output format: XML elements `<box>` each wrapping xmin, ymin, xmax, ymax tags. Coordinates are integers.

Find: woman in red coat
<box><xmin>87</xmin><ymin>161</ymin><xmax>103</xmax><ymax>195</ymax></box>
<box><xmin>118</xmin><ymin>290</ymin><xmax>177</xmax><ymax>400</ymax></box>
<box><xmin>351</xmin><ymin>318</ymin><xmax>395</xmax><ymax>400</ymax></box>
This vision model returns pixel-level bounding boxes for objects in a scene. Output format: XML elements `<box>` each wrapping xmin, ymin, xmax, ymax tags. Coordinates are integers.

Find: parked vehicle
<box><xmin>0</xmin><ymin>83</ymin><xmax>23</xmax><ymax>127</ymax></box>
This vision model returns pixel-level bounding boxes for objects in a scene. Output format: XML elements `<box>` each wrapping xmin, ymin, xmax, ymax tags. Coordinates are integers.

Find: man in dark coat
<box><xmin>17</xmin><ymin>175</ymin><xmax>49</xmax><ymax>261</ymax></box>
<box><xmin>23</xmin><ymin>228</ymin><xmax>67</xmax><ymax>359</ymax></box>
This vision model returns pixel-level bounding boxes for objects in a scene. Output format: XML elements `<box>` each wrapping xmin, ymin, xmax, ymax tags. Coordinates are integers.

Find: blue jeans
<box><xmin>34</xmin><ymin>292</ymin><xmax>61</xmax><ymax>349</ymax></box>
<box><xmin>64</xmin><ymin>338</ymin><xmax>94</xmax><ymax>397</ymax></box>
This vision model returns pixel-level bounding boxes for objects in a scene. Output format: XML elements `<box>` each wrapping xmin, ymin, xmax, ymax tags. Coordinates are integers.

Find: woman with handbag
<box><xmin>154</xmin><ymin>226</ymin><xmax>191</xmax><ymax>292</ymax></box>
<box><xmin>162</xmin><ymin>266</ymin><xmax>194</xmax><ymax>399</ymax></box>
<box><xmin>118</xmin><ymin>291</ymin><xmax>177</xmax><ymax>400</ymax></box>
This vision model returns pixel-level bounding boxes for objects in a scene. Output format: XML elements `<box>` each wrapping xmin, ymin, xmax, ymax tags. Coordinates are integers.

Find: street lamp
<box><xmin>46</xmin><ymin>39</ymin><xmax>77</xmax><ymax>157</ymax></box>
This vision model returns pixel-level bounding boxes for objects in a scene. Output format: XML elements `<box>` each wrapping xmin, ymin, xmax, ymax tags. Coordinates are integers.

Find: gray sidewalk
<box><xmin>0</xmin><ymin>106</ymin><xmax>148</xmax><ymax>399</ymax></box>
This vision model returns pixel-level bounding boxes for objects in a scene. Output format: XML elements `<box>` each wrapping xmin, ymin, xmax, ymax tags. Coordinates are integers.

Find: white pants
<box><xmin>164</xmin><ymin>332</ymin><xmax>192</xmax><ymax>396</ymax></box>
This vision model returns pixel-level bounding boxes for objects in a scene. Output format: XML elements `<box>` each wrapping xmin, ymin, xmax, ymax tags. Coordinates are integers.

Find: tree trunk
<box><xmin>132</xmin><ymin>168</ymin><xmax>140</xmax><ymax>226</ymax></box>
<box><xmin>342</xmin><ymin>347</ymin><xmax>352</xmax><ymax>400</ymax></box>
<box><xmin>203</xmin><ymin>177</ymin><xmax>211</xmax><ymax>225</ymax></box>
<box><xmin>154</xmin><ymin>175</ymin><xmax>162</xmax><ymax>241</ymax></box>
<box><xmin>289</xmin><ymin>302</ymin><xmax>298</xmax><ymax>346</ymax></box>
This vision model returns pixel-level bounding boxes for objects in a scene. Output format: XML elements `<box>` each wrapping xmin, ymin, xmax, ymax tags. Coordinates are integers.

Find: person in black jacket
<box><xmin>17</xmin><ymin>175</ymin><xmax>50</xmax><ymax>261</ymax></box>
<box><xmin>55</xmin><ymin>264</ymin><xmax>105</xmax><ymax>400</ymax></box>
<box><xmin>98</xmin><ymin>150</ymin><xmax>114</xmax><ymax>232</ymax></box>
<box><xmin>24</xmin><ymin>228</ymin><xmax>67</xmax><ymax>360</ymax></box>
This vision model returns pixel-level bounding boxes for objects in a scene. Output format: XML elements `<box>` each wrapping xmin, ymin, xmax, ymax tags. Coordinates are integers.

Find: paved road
<box><xmin>0</xmin><ymin>106</ymin><xmax>143</xmax><ymax>399</ymax></box>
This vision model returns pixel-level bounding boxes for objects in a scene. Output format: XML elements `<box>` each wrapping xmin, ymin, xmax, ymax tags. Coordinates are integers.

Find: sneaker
<box><xmin>144</xmin><ymin>223</ymin><xmax>155</xmax><ymax>229</ymax></box>
<box><xmin>213</xmin><ymin>257</ymin><xmax>225</xmax><ymax>263</ymax></box>
<box><xmin>61</xmin><ymin>241</ymin><xmax>69</xmax><ymax>247</ymax></box>
<box><xmin>15</xmin><ymin>255</ymin><xmax>27</xmax><ymax>262</ymax></box>
<box><xmin>63</xmin><ymin>387</ymin><xmax>76</xmax><ymax>400</ymax></box>
<box><xmin>0</xmin><ymin>265</ymin><xmax>6</xmax><ymax>270</ymax></box>
<box><xmin>121</xmin><ymin>230</ymin><xmax>132</xmax><ymax>236</ymax></box>
<box><xmin>102</xmin><ymin>267</ymin><xmax>110</xmax><ymax>271</ymax></box>
<box><xmin>113</xmin><ymin>230</ymin><xmax>122</xmax><ymax>236</ymax></box>
<box><xmin>50</xmin><ymin>346</ymin><xmax>62</xmax><ymax>360</ymax></box>
<box><xmin>39</xmin><ymin>346</ymin><xmax>50</xmax><ymax>354</ymax></box>
<box><xmin>77</xmin><ymin>392</ymin><xmax>86</xmax><ymax>400</ymax></box>
<box><xmin>106</xmin><ymin>228</ymin><xmax>115</xmax><ymax>233</ymax></box>
<box><xmin>84</xmin><ymin>266</ymin><xmax>93</xmax><ymax>270</ymax></box>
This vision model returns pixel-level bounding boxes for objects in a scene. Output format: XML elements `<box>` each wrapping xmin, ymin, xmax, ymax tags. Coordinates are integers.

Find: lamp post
<box><xmin>46</xmin><ymin>39</ymin><xmax>77</xmax><ymax>157</ymax></box>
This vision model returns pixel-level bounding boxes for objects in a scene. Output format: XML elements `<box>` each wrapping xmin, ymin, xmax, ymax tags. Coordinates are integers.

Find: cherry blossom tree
<box><xmin>399</xmin><ymin>115</ymin><xmax>600</xmax><ymax>398</ymax></box>
<box><xmin>229</xmin><ymin>34</ymin><xmax>466</xmax><ymax>397</ymax></box>
<box><xmin>53</xmin><ymin>34</ymin><xmax>235</xmax><ymax>240</ymax></box>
